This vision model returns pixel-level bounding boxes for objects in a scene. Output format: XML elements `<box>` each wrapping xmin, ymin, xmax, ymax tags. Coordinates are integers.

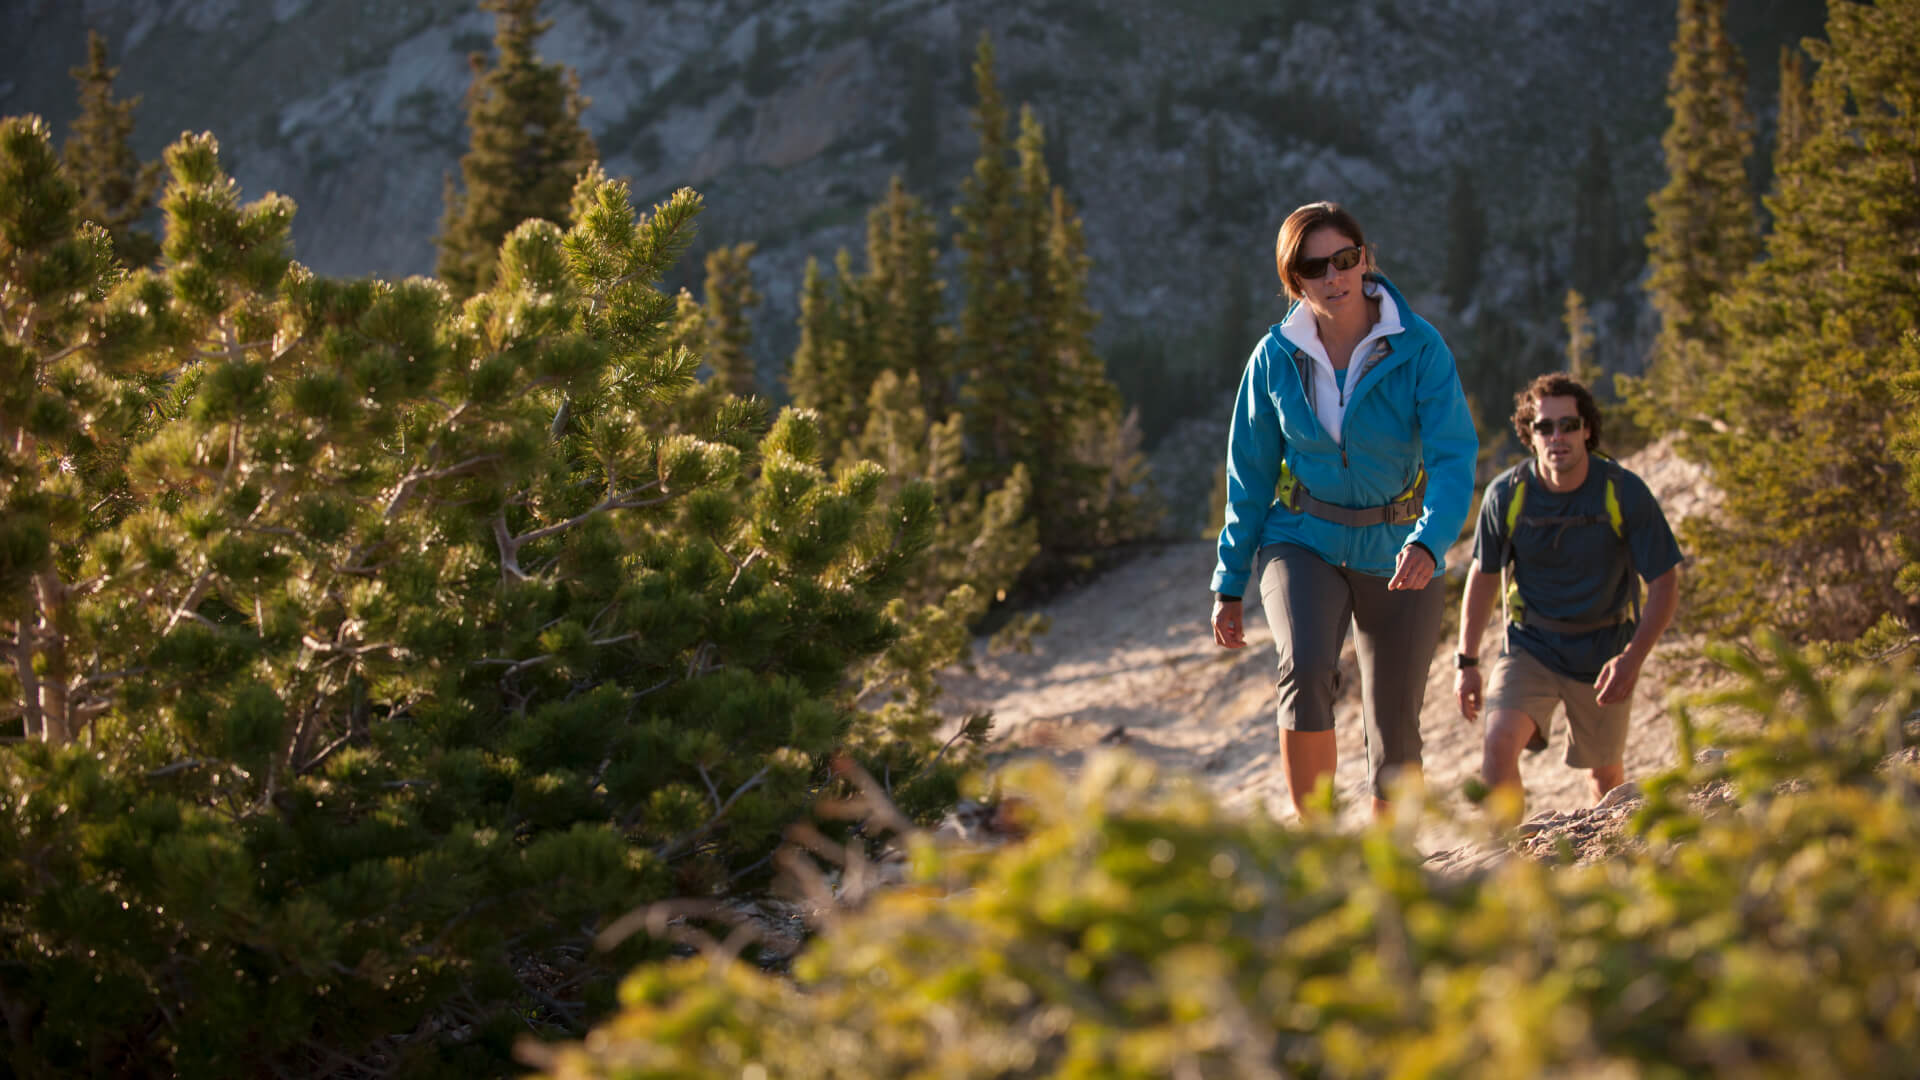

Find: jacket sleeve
<box><xmin>1407</xmin><ymin>335</ymin><xmax>1479</xmax><ymax>571</ymax></box>
<box><xmin>1211</xmin><ymin>343</ymin><xmax>1284</xmax><ymax>596</ymax></box>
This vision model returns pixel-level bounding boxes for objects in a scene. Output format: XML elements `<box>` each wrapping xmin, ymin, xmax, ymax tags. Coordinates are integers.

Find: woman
<box><xmin>1211</xmin><ymin>201</ymin><xmax>1478</xmax><ymax>819</ymax></box>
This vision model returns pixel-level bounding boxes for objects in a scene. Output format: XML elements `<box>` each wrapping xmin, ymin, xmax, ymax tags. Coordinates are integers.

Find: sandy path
<box><xmin>937</xmin><ymin>440</ymin><xmax>1711</xmax><ymax>851</ymax></box>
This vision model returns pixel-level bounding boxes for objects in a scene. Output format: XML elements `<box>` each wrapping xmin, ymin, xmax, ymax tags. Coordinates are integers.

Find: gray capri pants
<box><xmin>1254</xmin><ymin>542</ymin><xmax>1447</xmax><ymax>801</ymax></box>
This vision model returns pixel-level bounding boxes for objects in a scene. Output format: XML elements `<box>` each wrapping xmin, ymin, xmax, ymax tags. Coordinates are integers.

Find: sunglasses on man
<box><xmin>1529</xmin><ymin>416</ymin><xmax>1585</xmax><ymax>436</ymax></box>
<box><xmin>1296</xmin><ymin>245</ymin><xmax>1363</xmax><ymax>280</ymax></box>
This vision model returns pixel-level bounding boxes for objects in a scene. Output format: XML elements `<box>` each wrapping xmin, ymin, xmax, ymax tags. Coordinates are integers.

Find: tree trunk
<box><xmin>11</xmin><ymin>621</ymin><xmax>42</xmax><ymax>741</ymax></box>
<box><xmin>33</xmin><ymin>571</ymin><xmax>72</xmax><ymax>745</ymax></box>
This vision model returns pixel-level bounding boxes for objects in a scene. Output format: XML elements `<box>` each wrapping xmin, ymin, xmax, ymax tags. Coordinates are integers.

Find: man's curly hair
<box><xmin>1510</xmin><ymin>373</ymin><xmax>1602</xmax><ymax>452</ymax></box>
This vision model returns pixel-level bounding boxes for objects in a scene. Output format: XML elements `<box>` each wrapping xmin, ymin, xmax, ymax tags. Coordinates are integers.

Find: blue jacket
<box><xmin>1211</xmin><ymin>274</ymin><xmax>1478</xmax><ymax>596</ymax></box>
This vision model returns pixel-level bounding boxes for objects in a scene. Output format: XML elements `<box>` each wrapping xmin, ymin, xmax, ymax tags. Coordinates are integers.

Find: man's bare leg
<box><xmin>1481</xmin><ymin>709</ymin><xmax>1542</xmax><ymax>823</ymax></box>
<box><xmin>1281</xmin><ymin>728</ymin><xmax>1337</xmax><ymax>820</ymax></box>
<box><xmin>1589</xmin><ymin>762</ymin><xmax>1626</xmax><ymax>804</ymax></box>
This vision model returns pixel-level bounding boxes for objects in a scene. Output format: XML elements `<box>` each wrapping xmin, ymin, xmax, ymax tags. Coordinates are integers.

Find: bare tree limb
<box><xmin>162</xmin><ymin>571</ymin><xmax>214</xmax><ymax>635</ymax></box>
<box><xmin>652</xmin><ymin>764</ymin><xmax>772</xmax><ymax>862</ymax></box>
<box><xmin>510</xmin><ymin>483</ymin><xmax>668</xmax><ymax>550</ymax></box>
<box><xmin>382</xmin><ymin>453</ymin><xmax>501</xmax><ymax>521</ymax></box>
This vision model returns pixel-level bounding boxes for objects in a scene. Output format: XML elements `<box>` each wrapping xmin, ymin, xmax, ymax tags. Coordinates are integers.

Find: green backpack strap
<box><xmin>1503</xmin><ymin>459</ymin><xmax>1637</xmax><ymax>632</ymax></box>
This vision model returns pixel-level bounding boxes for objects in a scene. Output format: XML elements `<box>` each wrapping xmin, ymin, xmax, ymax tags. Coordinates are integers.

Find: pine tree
<box><xmin>955</xmin><ymin>34</ymin><xmax>1024</xmax><ymax>468</ymax></box>
<box><xmin>436</xmin><ymin>0</ymin><xmax>598</xmax><ymax>298</ymax></box>
<box><xmin>702</xmin><ymin>242</ymin><xmax>760</xmax><ymax>397</ymax></box>
<box><xmin>1893</xmin><ymin>332</ymin><xmax>1920</xmax><ymax>605</ymax></box>
<box><xmin>1442</xmin><ymin>166</ymin><xmax>1485</xmax><ymax>315</ymax></box>
<box><xmin>954</xmin><ymin>35</ymin><xmax>1153</xmax><ymax>564</ymax></box>
<box><xmin>1766</xmin><ymin>44</ymin><xmax>1817</xmax><ymax>227</ymax></box>
<box><xmin>1571</xmin><ymin>125</ymin><xmax>1623</xmax><ymax>297</ymax></box>
<box><xmin>862</xmin><ymin>176</ymin><xmax>953</xmax><ymax>419</ymax></box>
<box><xmin>786</xmin><ymin>256</ymin><xmax>852</xmax><ymax>434</ymax></box>
<box><xmin>1639</xmin><ymin>0</ymin><xmax>1757</xmax><ymax>409</ymax></box>
<box><xmin>1563</xmin><ymin>289</ymin><xmax>1599</xmax><ymax>387</ymax></box>
<box><xmin>1</xmin><ymin>121</ymin><xmax>971</xmax><ymax>1074</ymax></box>
<box><xmin>1681</xmin><ymin>0</ymin><xmax>1920</xmax><ymax>640</ymax></box>
<box><xmin>61</xmin><ymin>29</ymin><xmax>160</xmax><ymax>266</ymax></box>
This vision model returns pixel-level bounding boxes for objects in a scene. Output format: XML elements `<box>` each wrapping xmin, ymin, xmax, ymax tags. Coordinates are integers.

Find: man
<box><xmin>1454</xmin><ymin>373</ymin><xmax>1682</xmax><ymax>815</ymax></box>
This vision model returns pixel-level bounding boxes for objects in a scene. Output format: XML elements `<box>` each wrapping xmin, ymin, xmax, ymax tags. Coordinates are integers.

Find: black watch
<box><xmin>1454</xmin><ymin>653</ymin><xmax>1479</xmax><ymax>670</ymax></box>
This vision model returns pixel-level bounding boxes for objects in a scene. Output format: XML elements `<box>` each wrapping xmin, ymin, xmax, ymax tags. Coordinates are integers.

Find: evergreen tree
<box><xmin>61</xmin><ymin>29</ymin><xmax>160</xmax><ymax>267</ymax></box>
<box><xmin>0</xmin><ymin>120</ymin><xmax>973</xmax><ymax>1074</ymax></box>
<box><xmin>1767</xmin><ymin>43</ymin><xmax>1817</xmax><ymax>224</ymax></box>
<box><xmin>1571</xmin><ymin>125</ymin><xmax>1623</xmax><ymax>297</ymax></box>
<box><xmin>786</xmin><ymin>255</ymin><xmax>853</xmax><ymax>435</ymax></box>
<box><xmin>436</xmin><ymin>0</ymin><xmax>598</xmax><ymax>298</ymax></box>
<box><xmin>1639</xmin><ymin>0</ymin><xmax>1757</xmax><ymax>410</ymax></box>
<box><xmin>1563</xmin><ymin>288</ymin><xmax>1598</xmax><ymax>387</ymax></box>
<box><xmin>955</xmin><ymin>35</ymin><xmax>1153</xmax><ymax>564</ymax></box>
<box><xmin>1442</xmin><ymin>166</ymin><xmax>1485</xmax><ymax>315</ymax></box>
<box><xmin>1681</xmin><ymin>0</ymin><xmax>1920</xmax><ymax>640</ymax></box>
<box><xmin>1775</xmin><ymin>45</ymin><xmax>1815</xmax><ymax>167</ymax></box>
<box><xmin>954</xmin><ymin>34</ymin><xmax>1023</xmax><ymax>468</ymax></box>
<box><xmin>1893</xmin><ymin>331</ymin><xmax>1920</xmax><ymax>605</ymax></box>
<box><xmin>702</xmin><ymin>241</ymin><xmax>760</xmax><ymax>397</ymax></box>
<box><xmin>861</xmin><ymin>176</ymin><xmax>953</xmax><ymax>419</ymax></box>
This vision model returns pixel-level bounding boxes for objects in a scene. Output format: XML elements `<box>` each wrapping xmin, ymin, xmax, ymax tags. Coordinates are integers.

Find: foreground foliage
<box><xmin>541</xmin><ymin>637</ymin><xmax>1920</xmax><ymax>1078</ymax></box>
<box><xmin>1</xmin><ymin>115</ymin><xmax>970</xmax><ymax>1076</ymax></box>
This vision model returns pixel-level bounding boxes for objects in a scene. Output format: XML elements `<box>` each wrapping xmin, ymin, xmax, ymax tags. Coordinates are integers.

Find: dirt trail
<box><xmin>937</xmin><ymin>439</ymin><xmax>1716</xmax><ymax>853</ymax></box>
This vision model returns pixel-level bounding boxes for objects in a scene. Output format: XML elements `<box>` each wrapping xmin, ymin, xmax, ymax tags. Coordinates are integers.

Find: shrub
<box><xmin>539</xmin><ymin>637</ymin><xmax>1920</xmax><ymax>1079</ymax></box>
<box><xmin>0</xmin><ymin>118</ymin><xmax>969</xmax><ymax>1076</ymax></box>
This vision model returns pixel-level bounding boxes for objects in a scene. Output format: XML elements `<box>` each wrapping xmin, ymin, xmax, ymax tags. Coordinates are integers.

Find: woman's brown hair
<box><xmin>1274</xmin><ymin>201</ymin><xmax>1369</xmax><ymax>301</ymax></box>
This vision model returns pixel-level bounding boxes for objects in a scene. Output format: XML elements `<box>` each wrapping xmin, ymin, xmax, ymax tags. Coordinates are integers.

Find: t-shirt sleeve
<box><xmin>1620</xmin><ymin>471</ymin><xmax>1684</xmax><ymax>583</ymax></box>
<box><xmin>1470</xmin><ymin>476</ymin><xmax>1507</xmax><ymax>573</ymax></box>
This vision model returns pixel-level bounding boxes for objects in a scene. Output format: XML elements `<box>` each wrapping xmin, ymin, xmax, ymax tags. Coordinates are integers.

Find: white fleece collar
<box><xmin>1279</xmin><ymin>279</ymin><xmax>1402</xmax><ymax>367</ymax></box>
<box><xmin>1279</xmin><ymin>280</ymin><xmax>1404</xmax><ymax>445</ymax></box>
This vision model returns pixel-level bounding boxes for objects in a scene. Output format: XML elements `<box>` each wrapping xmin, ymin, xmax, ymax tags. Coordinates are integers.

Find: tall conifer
<box><xmin>62</xmin><ymin>29</ymin><xmax>160</xmax><ymax>266</ymax></box>
<box><xmin>1641</xmin><ymin>0</ymin><xmax>1757</xmax><ymax>406</ymax></box>
<box><xmin>1564</xmin><ymin>289</ymin><xmax>1598</xmax><ymax>387</ymax></box>
<box><xmin>955</xmin><ymin>34</ymin><xmax>1023</xmax><ymax>467</ymax></box>
<box><xmin>863</xmin><ymin>177</ymin><xmax>953</xmax><ymax>418</ymax></box>
<box><xmin>436</xmin><ymin>0</ymin><xmax>598</xmax><ymax>297</ymax></box>
<box><xmin>702</xmin><ymin>242</ymin><xmax>760</xmax><ymax>397</ymax></box>
<box><xmin>955</xmin><ymin>37</ymin><xmax>1149</xmax><ymax>561</ymax></box>
<box><xmin>1682</xmin><ymin>0</ymin><xmax>1920</xmax><ymax>639</ymax></box>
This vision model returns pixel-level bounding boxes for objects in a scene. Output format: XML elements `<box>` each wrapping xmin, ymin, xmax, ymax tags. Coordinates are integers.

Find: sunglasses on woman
<box><xmin>1296</xmin><ymin>245</ymin><xmax>1363</xmax><ymax>280</ymax></box>
<box><xmin>1529</xmin><ymin>416</ymin><xmax>1585</xmax><ymax>435</ymax></box>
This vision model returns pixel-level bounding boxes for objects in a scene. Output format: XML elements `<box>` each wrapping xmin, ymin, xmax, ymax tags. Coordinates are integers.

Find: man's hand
<box><xmin>1387</xmin><ymin>544</ymin><xmax>1435</xmax><ymax>591</ymax></box>
<box><xmin>1455</xmin><ymin>666</ymin><xmax>1483</xmax><ymax>721</ymax></box>
<box><xmin>1212</xmin><ymin>597</ymin><xmax>1246</xmax><ymax>649</ymax></box>
<box><xmin>1594</xmin><ymin>651</ymin><xmax>1644</xmax><ymax>706</ymax></box>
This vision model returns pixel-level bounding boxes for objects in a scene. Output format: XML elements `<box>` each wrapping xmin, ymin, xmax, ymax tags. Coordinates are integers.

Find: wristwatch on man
<box><xmin>1454</xmin><ymin>653</ymin><xmax>1479</xmax><ymax>670</ymax></box>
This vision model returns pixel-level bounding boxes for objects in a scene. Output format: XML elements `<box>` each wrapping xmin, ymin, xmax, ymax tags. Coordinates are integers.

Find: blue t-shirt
<box><xmin>1471</xmin><ymin>457</ymin><xmax>1684</xmax><ymax>681</ymax></box>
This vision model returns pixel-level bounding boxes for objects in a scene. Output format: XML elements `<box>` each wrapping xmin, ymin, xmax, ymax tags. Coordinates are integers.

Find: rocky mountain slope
<box><xmin>4</xmin><ymin>0</ymin><xmax>1819</xmax><ymax>415</ymax></box>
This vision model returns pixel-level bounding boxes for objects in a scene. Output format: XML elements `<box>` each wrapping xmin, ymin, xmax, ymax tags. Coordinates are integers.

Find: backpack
<box><xmin>1498</xmin><ymin>458</ymin><xmax>1640</xmax><ymax>636</ymax></box>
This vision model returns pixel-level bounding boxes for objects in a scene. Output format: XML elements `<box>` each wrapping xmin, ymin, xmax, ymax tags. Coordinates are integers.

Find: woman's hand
<box><xmin>1387</xmin><ymin>544</ymin><xmax>1435</xmax><ymax>591</ymax></box>
<box><xmin>1212</xmin><ymin>597</ymin><xmax>1246</xmax><ymax>649</ymax></box>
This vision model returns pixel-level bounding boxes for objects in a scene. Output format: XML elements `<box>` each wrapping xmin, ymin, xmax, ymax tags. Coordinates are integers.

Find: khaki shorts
<box><xmin>1483</xmin><ymin>647</ymin><xmax>1629</xmax><ymax>769</ymax></box>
